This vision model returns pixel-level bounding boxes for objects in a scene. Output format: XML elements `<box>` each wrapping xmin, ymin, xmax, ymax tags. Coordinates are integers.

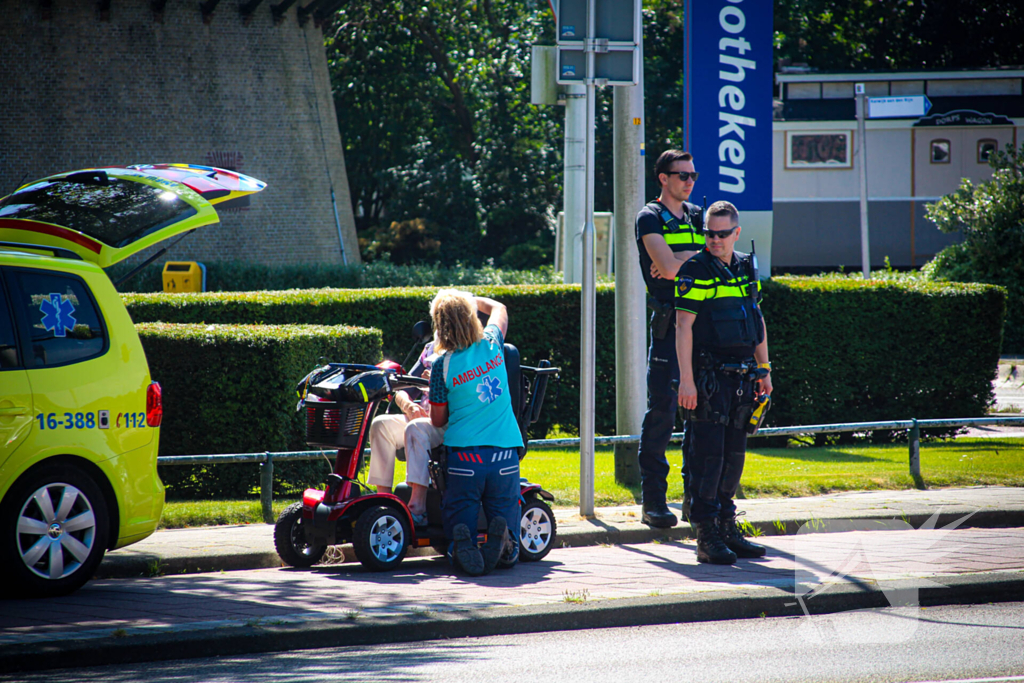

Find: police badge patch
<box><xmin>677</xmin><ymin>276</ymin><xmax>694</xmax><ymax>296</ymax></box>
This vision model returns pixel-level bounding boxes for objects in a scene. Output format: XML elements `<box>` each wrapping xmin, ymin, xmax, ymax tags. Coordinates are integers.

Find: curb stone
<box><xmin>94</xmin><ymin>508</ymin><xmax>1024</xmax><ymax>579</ymax></box>
<box><xmin>3</xmin><ymin>571</ymin><xmax>1023</xmax><ymax>674</ymax></box>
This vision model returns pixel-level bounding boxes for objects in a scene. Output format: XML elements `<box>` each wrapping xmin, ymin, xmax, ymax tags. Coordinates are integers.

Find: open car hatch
<box><xmin>0</xmin><ymin>165</ymin><xmax>266</xmax><ymax>267</ymax></box>
<box><xmin>122</xmin><ymin>164</ymin><xmax>266</xmax><ymax>210</ymax></box>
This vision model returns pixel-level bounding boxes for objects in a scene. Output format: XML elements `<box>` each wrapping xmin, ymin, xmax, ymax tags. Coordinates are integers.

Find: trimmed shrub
<box><xmin>127</xmin><ymin>286</ymin><xmax>609</xmax><ymax>440</ymax></box>
<box><xmin>109</xmin><ymin>259</ymin><xmax>569</xmax><ymax>294</ymax></box>
<box><xmin>138</xmin><ymin>323</ymin><xmax>381</xmax><ymax>498</ymax></box>
<box><xmin>128</xmin><ymin>278</ymin><xmax>1004</xmax><ymax>445</ymax></box>
<box><xmin>761</xmin><ymin>276</ymin><xmax>1005</xmax><ymax>442</ymax></box>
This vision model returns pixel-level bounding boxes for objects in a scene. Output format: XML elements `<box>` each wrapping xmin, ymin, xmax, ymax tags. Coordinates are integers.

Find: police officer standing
<box><xmin>634</xmin><ymin>150</ymin><xmax>704</xmax><ymax>528</ymax></box>
<box><xmin>675</xmin><ymin>200</ymin><xmax>771</xmax><ymax>564</ymax></box>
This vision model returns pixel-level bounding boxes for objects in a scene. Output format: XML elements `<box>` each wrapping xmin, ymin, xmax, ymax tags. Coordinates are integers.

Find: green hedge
<box><xmin>126</xmin><ymin>285</ymin><xmax>611</xmax><ymax>439</ymax></box>
<box><xmin>127</xmin><ymin>278</ymin><xmax>1004</xmax><ymax>446</ymax></box>
<box><xmin>109</xmin><ymin>259</ymin><xmax>568</xmax><ymax>294</ymax></box>
<box><xmin>760</xmin><ymin>276</ymin><xmax>1005</xmax><ymax>442</ymax></box>
<box><xmin>138</xmin><ymin>323</ymin><xmax>382</xmax><ymax>498</ymax></box>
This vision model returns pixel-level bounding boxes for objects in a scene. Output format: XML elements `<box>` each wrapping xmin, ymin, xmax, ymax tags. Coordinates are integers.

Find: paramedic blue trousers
<box><xmin>442</xmin><ymin>446</ymin><xmax>520</xmax><ymax>564</ymax></box>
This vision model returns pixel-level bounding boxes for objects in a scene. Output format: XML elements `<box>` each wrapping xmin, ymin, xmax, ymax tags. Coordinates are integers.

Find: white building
<box><xmin>772</xmin><ymin>68</ymin><xmax>1023</xmax><ymax>269</ymax></box>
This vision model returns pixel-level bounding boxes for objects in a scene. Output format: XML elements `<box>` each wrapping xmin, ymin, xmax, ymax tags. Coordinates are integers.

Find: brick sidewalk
<box><xmin>4</xmin><ymin>526</ymin><xmax>1023</xmax><ymax>647</ymax></box>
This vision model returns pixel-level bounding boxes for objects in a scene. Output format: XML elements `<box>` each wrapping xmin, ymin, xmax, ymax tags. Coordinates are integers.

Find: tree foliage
<box><xmin>326</xmin><ymin>0</ymin><xmax>1024</xmax><ymax>266</ymax></box>
<box><xmin>774</xmin><ymin>0</ymin><xmax>1024</xmax><ymax>70</ymax></box>
<box><xmin>326</xmin><ymin>0</ymin><xmax>561</xmax><ymax>267</ymax></box>
<box><xmin>924</xmin><ymin>143</ymin><xmax>1024</xmax><ymax>353</ymax></box>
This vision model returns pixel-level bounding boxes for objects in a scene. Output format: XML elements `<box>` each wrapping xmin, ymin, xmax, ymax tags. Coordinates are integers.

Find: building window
<box><xmin>930</xmin><ymin>139</ymin><xmax>951</xmax><ymax>164</ymax></box>
<box><xmin>977</xmin><ymin>139</ymin><xmax>998</xmax><ymax>164</ymax></box>
<box><xmin>785</xmin><ymin>131</ymin><xmax>852</xmax><ymax>169</ymax></box>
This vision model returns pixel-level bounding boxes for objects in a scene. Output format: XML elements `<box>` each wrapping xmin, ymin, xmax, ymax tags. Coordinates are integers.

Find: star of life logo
<box><xmin>789</xmin><ymin>510</ymin><xmax>975</xmax><ymax>643</ymax></box>
<box><xmin>40</xmin><ymin>293</ymin><xmax>77</xmax><ymax>338</ymax></box>
<box><xmin>477</xmin><ymin>376</ymin><xmax>503</xmax><ymax>404</ymax></box>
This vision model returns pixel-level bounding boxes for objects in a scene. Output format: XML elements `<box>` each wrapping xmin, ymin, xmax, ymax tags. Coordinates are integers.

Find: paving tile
<box><xmin>6</xmin><ymin>499</ymin><xmax>1024</xmax><ymax>649</ymax></box>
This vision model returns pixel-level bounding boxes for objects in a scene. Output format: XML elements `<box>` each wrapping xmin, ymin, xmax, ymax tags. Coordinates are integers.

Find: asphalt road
<box><xmin>5</xmin><ymin>602</ymin><xmax>1023</xmax><ymax>683</ymax></box>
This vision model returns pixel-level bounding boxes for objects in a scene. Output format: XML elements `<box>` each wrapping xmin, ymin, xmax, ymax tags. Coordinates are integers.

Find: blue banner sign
<box><xmin>683</xmin><ymin>0</ymin><xmax>773</xmax><ymax>212</ymax></box>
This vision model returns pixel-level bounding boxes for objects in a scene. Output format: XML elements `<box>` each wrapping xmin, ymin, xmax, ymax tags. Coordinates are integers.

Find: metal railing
<box><xmin>158</xmin><ymin>415</ymin><xmax>1024</xmax><ymax>522</ymax></box>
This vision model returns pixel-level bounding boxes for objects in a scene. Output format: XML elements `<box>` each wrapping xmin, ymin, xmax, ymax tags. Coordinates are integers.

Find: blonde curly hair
<box><xmin>430</xmin><ymin>289</ymin><xmax>483</xmax><ymax>353</ymax></box>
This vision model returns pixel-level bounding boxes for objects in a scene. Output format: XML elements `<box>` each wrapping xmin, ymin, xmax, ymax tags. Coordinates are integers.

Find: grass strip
<box><xmin>159</xmin><ymin>437</ymin><xmax>1024</xmax><ymax>527</ymax></box>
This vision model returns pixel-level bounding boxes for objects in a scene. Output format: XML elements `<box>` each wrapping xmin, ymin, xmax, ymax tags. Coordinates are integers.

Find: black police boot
<box><xmin>642</xmin><ymin>503</ymin><xmax>678</xmax><ymax>529</ymax></box>
<box><xmin>695</xmin><ymin>518</ymin><xmax>737</xmax><ymax>565</ymax></box>
<box><xmin>720</xmin><ymin>516</ymin><xmax>767</xmax><ymax>558</ymax></box>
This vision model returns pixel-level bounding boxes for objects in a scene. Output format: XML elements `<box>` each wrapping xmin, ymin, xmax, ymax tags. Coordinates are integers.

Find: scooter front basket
<box><xmin>305</xmin><ymin>400</ymin><xmax>368</xmax><ymax>449</ymax></box>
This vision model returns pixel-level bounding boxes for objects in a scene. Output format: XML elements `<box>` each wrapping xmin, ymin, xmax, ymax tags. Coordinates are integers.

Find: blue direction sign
<box><xmin>868</xmin><ymin>95</ymin><xmax>933</xmax><ymax>119</ymax></box>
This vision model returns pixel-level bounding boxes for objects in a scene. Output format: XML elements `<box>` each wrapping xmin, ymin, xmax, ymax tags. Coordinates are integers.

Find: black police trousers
<box><xmin>637</xmin><ymin>313</ymin><xmax>691</xmax><ymax>506</ymax></box>
<box><xmin>688</xmin><ymin>366</ymin><xmax>752</xmax><ymax>523</ymax></box>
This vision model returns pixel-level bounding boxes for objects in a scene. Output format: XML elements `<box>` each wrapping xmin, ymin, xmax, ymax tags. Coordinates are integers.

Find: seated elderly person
<box><xmin>367</xmin><ymin>341</ymin><xmax>445</xmax><ymax>526</ymax></box>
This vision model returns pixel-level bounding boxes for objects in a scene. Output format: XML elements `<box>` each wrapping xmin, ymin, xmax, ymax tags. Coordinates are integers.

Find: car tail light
<box><xmin>147</xmin><ymin>382</ymin><xmax>163</xmax><ymax>427</ymax></box>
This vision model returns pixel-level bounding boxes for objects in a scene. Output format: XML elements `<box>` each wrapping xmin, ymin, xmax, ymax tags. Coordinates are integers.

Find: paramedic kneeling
<box><xmin>429</xmin><ymin>290</ymin><xmax>522</xmax><ymax>576</ymax></box>
<box><xmin>675</xmin><ymin>201</ymin><xmax>772</xmax><ymax>565</ymax></box>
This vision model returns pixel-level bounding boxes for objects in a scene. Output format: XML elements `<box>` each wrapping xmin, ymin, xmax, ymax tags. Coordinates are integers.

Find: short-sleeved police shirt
<box><xmin>635</xmin><ymin>200</ymin><xmax>704</xmax><ymax>304</ymax></box>
<box><xmin>674</xmin><ymin>251</ymin><xmax>762</xmax><ymax>317</ymax></box>
<box><xmin>675</xmin><ymin>250</ymin><xmax>763</xmax><ymax>358</ymax></box>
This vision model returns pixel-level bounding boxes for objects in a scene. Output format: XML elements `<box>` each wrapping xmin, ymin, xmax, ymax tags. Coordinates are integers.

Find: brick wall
<box><xmin>0</xmin><ymin>0</ymin><xmax>360</xmax><ymax>266</ymax></box>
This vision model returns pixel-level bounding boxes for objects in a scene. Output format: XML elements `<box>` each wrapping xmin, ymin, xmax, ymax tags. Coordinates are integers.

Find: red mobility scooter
<box><xmin>274</xmin><ymin>324</ymin><xmax>560</xmax><ymax>571</ymax></box>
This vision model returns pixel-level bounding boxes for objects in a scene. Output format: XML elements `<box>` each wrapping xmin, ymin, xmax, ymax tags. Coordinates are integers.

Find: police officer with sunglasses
<box><xmin>674</xmin><ymin>200</ymin><xmax>772</xmax><ymax>564</ymax></box>
<box><xmin>633</xmin><ymin>150</ymin><xmax>704</xmax><ymax>528</ymax></box>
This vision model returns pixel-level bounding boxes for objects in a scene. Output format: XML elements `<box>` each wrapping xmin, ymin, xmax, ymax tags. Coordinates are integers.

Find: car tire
<box><xmin>519</xmin><ymin>498</ymin><xmax>556</xmax><ymax>562</ymax></box>
<box><xmin>353</xmin><ymin>505</ymin><xmax>409</xmax><ymax>571</ymax></box>
<box><xmin>0</xmin><ymin>463</ymin><xmax>110</xmax><ymax>598</ymax></box>
<box><xmin>273</xmin><ymin>502</ymin><xmax>326</xmax><ymax>568</ymax></box>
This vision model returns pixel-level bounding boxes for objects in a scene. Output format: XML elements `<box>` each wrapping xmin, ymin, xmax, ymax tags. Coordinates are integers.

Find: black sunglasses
<box><xmin>703</xmin><ymin>226</ymin><xmax>738</xmax><ymax>240</ymax></box>
<box><xmin>665</xmin><ymin>171</ymin><xmax>699</xmax><ymax>181</ymax></box>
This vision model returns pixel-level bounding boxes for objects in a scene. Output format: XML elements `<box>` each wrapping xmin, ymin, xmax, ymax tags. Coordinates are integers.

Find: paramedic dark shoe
<box><xmin>481</xmin><ymin>516</ymin><xmax>508</xmax><ymax>574</ymax></box>
<box><xmin>452</xmin><ymin>523</ymin><xmax>485</xmax><ymax>576</ymax></box>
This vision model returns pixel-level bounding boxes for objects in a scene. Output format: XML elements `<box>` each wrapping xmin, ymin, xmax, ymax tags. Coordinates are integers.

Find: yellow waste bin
<box><xmin>162</xmin><ymin>262</ymin><xmax>206</xmax><ymax>293</ymax></box>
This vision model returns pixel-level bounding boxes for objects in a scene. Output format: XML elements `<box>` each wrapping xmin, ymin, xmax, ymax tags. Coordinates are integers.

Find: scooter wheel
<box><xmin>519</xmin><ymin>498</ymin><xmax>556</xmax><ymax>562</ymax></box>
<box><xmin>353</xmin><ymin>505</ymin><xmax>410</xmax><ymax>571</ymax></box>
<box><xmin>274</xmin><ymin>502</ymin><xmax>326</xmax><ymax>568</ymax></box>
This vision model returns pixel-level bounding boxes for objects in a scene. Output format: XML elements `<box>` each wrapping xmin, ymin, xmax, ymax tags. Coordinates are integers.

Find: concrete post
<box><xmin>563</xmin><ymin>84</ymin><xmax>587</xmax><ymax>283</ymax></box>
<box><xmin>260</xmin><ymin>452</ymin><xmax>275</xmax><ymax>524</ymax></box>
<box><xmin>611</xmin><ymin>49</ymin><xmax>646</xmax><ymax>486</ymax></box>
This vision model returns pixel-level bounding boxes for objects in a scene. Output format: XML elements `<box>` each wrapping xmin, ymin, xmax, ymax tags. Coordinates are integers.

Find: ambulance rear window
<box><xmin>0</xmin><ymin>175</ymin><xmax>197</xmax><ymax>248</ymax></box>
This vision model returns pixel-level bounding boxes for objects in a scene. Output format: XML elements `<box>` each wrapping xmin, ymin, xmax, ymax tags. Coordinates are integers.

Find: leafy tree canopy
<box><xmin>327</xmin><ymin>0</ymin><xmax>1024</xmax><ymax>266</ymax></box>
<box><xmin>775</xmin><ymin>0</ymin><xmax>1024</xmax><ymax>71</ymax></box>
<box><xmin>924</xmin><ymin>143</ymin><xmax>1024</xmax><ymax>353</ymax></box>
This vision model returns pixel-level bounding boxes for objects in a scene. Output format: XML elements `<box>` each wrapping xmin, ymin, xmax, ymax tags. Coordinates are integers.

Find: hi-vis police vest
<box><xmin>639</xmin><ymin>200</ymin><xmax>705</xmax><ymax>304</ymax></box>
<box><xmin>649</xmin><ymin>200</ymin><xmax>705</xmax><ymax>251</ymax></box>
<box><xmin>675</xmin><ymin>249</ymin><xmax>764</xmax><ymax>355</ymax></box>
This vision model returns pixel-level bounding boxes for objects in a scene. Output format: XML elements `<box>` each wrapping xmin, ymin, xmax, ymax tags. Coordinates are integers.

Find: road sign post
<box><xmin>556</xmin><ymin>0</ymin><xmax>640</xmax><ymax>517</ymax></box>
<box><xmin>852</xmin><ymin>92</ymin><xmax>933</xmax><ymax>279</ymax></box>
<box><xmin>855</xmin><ymin>84</ymin><xmax>871</xmax><ymax>278</ymax></box>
